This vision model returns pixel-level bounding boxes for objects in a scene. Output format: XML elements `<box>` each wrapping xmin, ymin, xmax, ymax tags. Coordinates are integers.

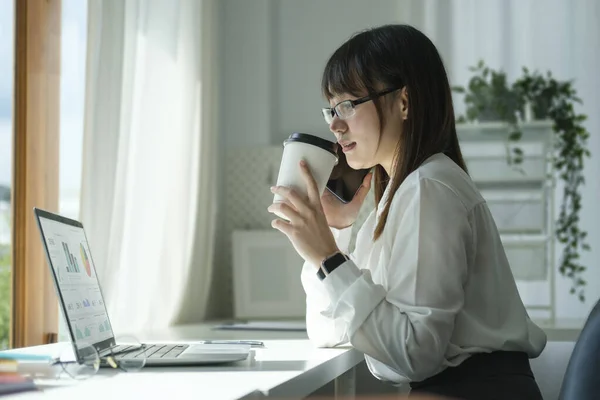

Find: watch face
<box><xmin>318</xmin><ymin>253</ymin><xmax>348</xmax><ymax>281</ymax></box>
<box><xmin>323</xmin><ymin>252</ymin><xmax>347</xmax><ymax>273</ymax></box>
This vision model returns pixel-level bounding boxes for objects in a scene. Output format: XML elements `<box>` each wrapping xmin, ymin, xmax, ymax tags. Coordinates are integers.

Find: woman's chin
<box><xmin>347</xmin><ymin>157</ymin><xmax>371</xmax><ymax>171</ymax></box>
<box><xmin>346</xmin><ymin>158</ymin><xmax>362</xmax><ymax>170</ymax></box>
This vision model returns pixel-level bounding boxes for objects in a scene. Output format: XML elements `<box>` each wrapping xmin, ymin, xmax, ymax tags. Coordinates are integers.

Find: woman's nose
<box><xmin>329</xmin><ymin>117</ymin><xmax>347</xmax><ymax>138</ymax></box>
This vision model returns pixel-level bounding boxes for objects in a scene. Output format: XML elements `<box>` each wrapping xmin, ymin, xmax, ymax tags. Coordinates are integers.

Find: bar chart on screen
<box><xmin>51</xmin><ymin>236</ymin><xmax>96</xmax><ymax>281</ymax></box>
<box><xmin>62</xmin><ymin>287</ymin><xmax>104</xmax><ymax>317</ymax></box>
<box><xmin>62</xmin><ymin>241</ymin><xmax>80</xmax><ymax>273</ymax></box>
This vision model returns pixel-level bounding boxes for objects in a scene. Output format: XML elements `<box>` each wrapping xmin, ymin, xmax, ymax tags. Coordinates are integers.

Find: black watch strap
<box><xmin>317</xmin><ymin>252</ymin><xmax>348</xmax><ymax>281</ymax></box>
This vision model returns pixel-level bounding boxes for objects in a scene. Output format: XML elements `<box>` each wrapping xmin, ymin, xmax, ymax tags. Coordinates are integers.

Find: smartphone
<box><xmin>326</xmin><ymin>146</ymin><xmax>371</xmax><ymax>203</ymax></box>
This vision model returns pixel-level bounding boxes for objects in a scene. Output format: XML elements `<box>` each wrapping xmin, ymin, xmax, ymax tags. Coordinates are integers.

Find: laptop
<box><xmin>33</xmin><ymin>207</ymin><xmax>251</xmax><ymax>366</ymax></box>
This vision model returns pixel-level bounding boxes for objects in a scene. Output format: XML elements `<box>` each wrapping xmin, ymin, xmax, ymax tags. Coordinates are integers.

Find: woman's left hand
<box><xmin>268</xmin><ymin>160</ymin><xmax>340</xmax><ymax>268</ymax></box>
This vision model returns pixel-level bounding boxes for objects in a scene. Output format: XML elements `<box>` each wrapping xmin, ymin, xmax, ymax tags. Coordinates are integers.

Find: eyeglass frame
<box><xmin>321</xmin><ymin>87</ymin><xmax>401</xmax><ymax>124</ymax></box>
<box><xmin>50</xmin><ymin>342</ymin><xmax>149</xmax><ymax>379</ymax></box>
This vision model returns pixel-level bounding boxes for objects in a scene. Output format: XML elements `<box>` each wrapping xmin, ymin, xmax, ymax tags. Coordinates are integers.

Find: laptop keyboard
<box><xmin>110</xmin><ymin>344</ymin><xmax>190</xmax><ymax>359</ymax></box>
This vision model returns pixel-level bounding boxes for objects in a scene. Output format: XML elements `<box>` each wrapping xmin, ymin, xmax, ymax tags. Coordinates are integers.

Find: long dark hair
<box><xmin>321</xmin><ymin>24</ymin><xmax>468</xmax><ymax>241</ymax></box>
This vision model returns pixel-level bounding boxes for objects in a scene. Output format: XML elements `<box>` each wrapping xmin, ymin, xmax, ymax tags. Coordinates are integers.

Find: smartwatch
<box><xmin>317</xmin><ymin>252</ymin><xmax>349</xmax><ymax>281</ymax></box>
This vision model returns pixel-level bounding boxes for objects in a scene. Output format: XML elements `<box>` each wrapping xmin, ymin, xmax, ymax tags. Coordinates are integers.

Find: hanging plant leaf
<box><xmin>453</xmin><ymin>60</ymin><xmax>591</xmax><ymax>302</ymax></box>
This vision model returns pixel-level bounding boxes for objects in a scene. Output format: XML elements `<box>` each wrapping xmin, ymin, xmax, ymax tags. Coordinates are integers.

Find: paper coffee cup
<box><xmin>273</xmin><ymin>133</ymin><xmax>339</xmax><ymax>219</ymax></box>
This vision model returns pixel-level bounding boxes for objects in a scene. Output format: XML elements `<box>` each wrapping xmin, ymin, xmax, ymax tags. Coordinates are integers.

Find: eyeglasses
<box><xmin>48</xmin><ymin>337</ymin><xmax>148</xmax><ymax>380</ymax></box>
<box><xmin>321</xmin><ymin>87</ymin><xmax>400</xmax><ymax>124</ymax></box>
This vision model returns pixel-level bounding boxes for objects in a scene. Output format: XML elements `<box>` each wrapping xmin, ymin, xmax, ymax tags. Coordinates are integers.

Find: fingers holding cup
<box><xmin>270</xmin><ymin>185</ymin><xmax>311</xmax><ymax>215</ymax></box>
<box><xmin>267</xmin><ymin>199</ymin><xmax>302</xmax><ymax>223</ymax></box>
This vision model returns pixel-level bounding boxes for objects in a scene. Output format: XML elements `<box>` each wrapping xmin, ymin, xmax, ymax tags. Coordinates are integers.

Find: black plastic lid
<box><xmin>283</xmin><ymin>133</ymin><xmax>338</xmax><ymax>157</ymax></box>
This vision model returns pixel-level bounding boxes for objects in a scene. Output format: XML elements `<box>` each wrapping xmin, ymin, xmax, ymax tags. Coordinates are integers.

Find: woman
<box><xmin>267</xmin><ymin>24</ymin><xmax>547</xmax><ymax>399</ymax></box>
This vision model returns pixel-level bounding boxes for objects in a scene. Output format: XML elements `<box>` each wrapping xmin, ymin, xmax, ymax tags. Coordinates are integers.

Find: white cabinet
<box><xmin>457</xmin><ymin>121</ymin><xmax>556</xmax><ymax>323</ymax></box>
<box><xmin>231</xmin><ymin>230</ymin><xmax>306</xmax><ymax>319</ymax></box>
<box><xmin>482</xmin><ymin>189</ymin><xmax>546</xmax><ymax>233</ymax></box>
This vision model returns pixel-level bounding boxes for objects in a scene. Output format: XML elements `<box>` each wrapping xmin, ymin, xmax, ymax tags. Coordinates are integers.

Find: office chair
<box><xmin>558</xmin><ymin>297</ymin><xmax>600</xmax><ymax>400</ymax></box>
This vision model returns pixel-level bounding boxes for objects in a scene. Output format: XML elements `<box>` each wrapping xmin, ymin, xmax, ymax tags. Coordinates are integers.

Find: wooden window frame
<box><xmin>11</xmin><ymin>0</ymin><xmax>61</xmax><ymax>348</ymax></box>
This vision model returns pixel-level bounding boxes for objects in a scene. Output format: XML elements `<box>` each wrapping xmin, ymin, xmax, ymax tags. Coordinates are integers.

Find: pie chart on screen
<box><xmin>80</xmin><ymin>243</ymin><xmax>92</xmax><ymax>277</ymax></box>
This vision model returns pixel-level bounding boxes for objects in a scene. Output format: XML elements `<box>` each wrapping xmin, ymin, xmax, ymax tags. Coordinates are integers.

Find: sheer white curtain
<box><xmin>80</xmin><ymin>0</ymin><xmax>219</xmax><ymax>334</ymax></box>
<box><xmin>400</xmin><ymin>0</ymin><xmax>600</xmax><ymax>320</ymax></box>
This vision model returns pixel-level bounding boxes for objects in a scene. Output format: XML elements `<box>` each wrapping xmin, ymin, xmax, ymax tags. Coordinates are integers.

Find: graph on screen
<box><xmin>62</xmin><ymin>242</ymin><xmax>80</xmax><ymax>273</ymax></box>
<box><xmin>79</xmin><ymin>243</ymin><xmax>92</xmax><ymax>277</ymax></box>
<box><xmin>74</xmin><ymin>324</ymin><xmax>92</xmax><ymax>340</ymax></box>
<box><xmin>39</xmin><ymin>216</ymin><xmax>114</xmax><ymax>345</ymax></box>
<box><xmin>98</xmin><ymin>319</ymin><xmax>110</xmax><ymax>333</ymax></box>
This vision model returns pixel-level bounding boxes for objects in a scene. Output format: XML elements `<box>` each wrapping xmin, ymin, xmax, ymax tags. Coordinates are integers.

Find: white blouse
<box><xmin>301</xmin><ymin>152</ymin><xmax>547</xmax><ymax>385</ymax></box>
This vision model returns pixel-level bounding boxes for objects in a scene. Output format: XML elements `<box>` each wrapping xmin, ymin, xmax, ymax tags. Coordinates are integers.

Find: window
<box><xmin>0</xmin><ymin>0</ymin><xmax>14</xmax><ymax>351</ymax></box>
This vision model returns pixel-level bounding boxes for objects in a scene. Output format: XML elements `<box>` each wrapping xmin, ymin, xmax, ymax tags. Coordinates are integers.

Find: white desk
<box><xmin>5</xmin><ymin>322</ymin><xmax>366</xmax><ymax>399</ymax></box>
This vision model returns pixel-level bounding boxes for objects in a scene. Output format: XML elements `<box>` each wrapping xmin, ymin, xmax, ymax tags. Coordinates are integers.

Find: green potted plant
<box><xmin>453</xmin><ymin>60</ymin><xmax>523</xmax><ymax>123</ymax></box>
<box><xmin>453</xmin><ymin>61</ymin><xmax>591</xmax><ymax>302</ymax></box>
<box><xmin>453</xmin><ymin>61</ymin><xmax>526</xmax><ymax>166</ymax></box>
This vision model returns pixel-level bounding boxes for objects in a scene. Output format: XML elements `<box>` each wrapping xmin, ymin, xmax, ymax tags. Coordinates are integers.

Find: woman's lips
<box><xmin>341</xmin><ymin>142</ymin><xmax>356</xmax><ymax>153</ymax></box>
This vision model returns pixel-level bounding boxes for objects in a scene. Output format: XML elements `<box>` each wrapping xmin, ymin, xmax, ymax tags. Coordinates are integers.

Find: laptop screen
<box><xmin>37</xmin><ymin>212</ymin><xmax>115</xmax><ymax>352</ymax></box>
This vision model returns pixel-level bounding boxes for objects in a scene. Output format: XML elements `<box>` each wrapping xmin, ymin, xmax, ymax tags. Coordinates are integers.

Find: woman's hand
<box><xmin>321</xmin><ymin>171</ymin><xmax>373</xmax><ymax>229</ymax></box>
<box><xmin>267</xmin><ymin>160</ymin><xmax>340</xmax><ymax>267</ymax></box>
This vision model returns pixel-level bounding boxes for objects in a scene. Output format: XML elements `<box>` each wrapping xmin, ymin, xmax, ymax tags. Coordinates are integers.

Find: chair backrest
<box><xmin>559</xmin><ymin>298</ymin><xmax>600</xmax><ymax>400</ymax></box>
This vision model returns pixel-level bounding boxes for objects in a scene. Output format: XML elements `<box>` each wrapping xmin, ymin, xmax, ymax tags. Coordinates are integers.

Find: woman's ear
<box><xmin>400</xmin><ymin>87</ymin><xmax>409</xmax><ymax>120</ymax></box>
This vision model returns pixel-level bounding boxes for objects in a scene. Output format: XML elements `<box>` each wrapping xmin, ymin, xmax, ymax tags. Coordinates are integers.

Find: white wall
<box><xmin>220</xmin><ymin>0</ymin><xmax>273</xmax><ymax>147</ymax></box>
